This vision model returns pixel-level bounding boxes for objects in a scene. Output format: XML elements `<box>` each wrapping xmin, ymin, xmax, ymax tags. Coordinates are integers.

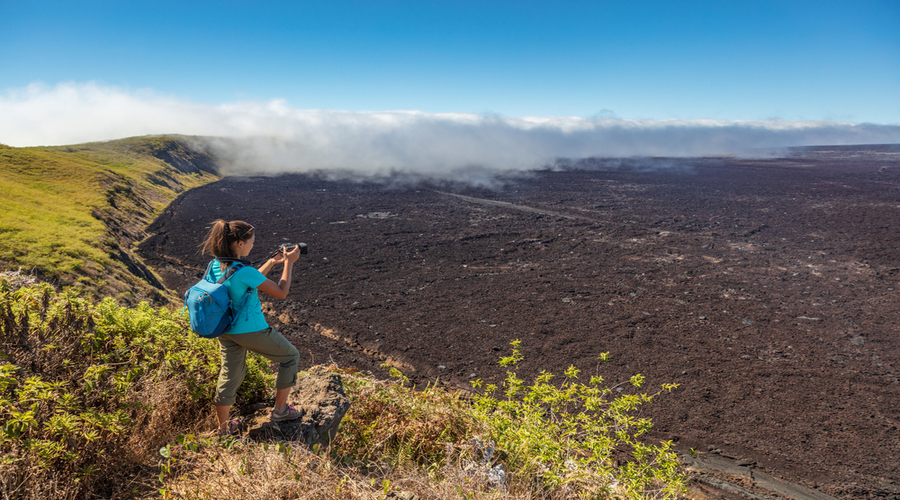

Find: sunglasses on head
<box><xmin>227</xmin><ymin>223</ymin><xmax>254</xmax><ymax>240</ymax></box>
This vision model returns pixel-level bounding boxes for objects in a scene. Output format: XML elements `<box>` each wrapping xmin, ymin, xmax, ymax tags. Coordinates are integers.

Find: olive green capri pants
<box><xmin>214</xmin><ymin>326</ymin><xmax>300</xmax><ymax>406</ymax></box>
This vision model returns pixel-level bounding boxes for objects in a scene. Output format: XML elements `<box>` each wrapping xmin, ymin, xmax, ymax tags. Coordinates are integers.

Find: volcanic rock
<box><xmin>244</xmin><ymin>366</ymin><xmax>350</xmax><ymax>447</ymax></box>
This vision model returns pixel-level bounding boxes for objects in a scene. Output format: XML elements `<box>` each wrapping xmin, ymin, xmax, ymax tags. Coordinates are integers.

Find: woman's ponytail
<box><xmin>200</xmin><ymin>219</ymin><xmax>255</xmax><ymax>258</ymax></box>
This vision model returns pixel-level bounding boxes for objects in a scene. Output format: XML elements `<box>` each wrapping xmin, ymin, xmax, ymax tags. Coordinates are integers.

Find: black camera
<box><xmin>278</xmin><ymin>242</ymin><xmax>308</xmax><ymax>254</ymax></box>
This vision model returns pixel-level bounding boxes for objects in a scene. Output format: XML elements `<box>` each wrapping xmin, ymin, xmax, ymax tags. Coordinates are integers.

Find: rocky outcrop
<box><xmin>146</xmin><ymin>137</ymin><xmax>220</xmax><ymax>176</ymax></box>
<box><xmin>244</xmin><ymin>367</ymin><xmax>351</xmax><ymax>448</ymax></box>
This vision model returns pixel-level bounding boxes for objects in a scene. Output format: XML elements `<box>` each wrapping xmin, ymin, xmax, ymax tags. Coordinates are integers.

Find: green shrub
<box><xmin>0</xmin><ymin>281</ymin><xmax>272</xmax><ymax>498</ymax></box>
<box><xmin>470</xmin><ymin>340</ymin><xmax>687</xmax><ymax>498</ymax></box>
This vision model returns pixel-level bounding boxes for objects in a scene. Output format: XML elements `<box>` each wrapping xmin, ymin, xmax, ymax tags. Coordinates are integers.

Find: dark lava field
<box><xmin>139</xmin><ymin>145</ymin><xmax>900</xmax><ymax>499</ymax></box>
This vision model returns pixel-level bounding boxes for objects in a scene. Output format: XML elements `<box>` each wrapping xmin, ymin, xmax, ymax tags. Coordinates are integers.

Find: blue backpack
<box><xmin>184</xmin><ymin>259</ymin><xmax>252</xmax><ymax>338</ymax></box>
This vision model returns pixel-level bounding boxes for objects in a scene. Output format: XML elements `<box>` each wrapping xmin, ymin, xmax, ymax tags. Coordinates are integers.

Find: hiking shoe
<box><xmin>270</xmin><ymin>404</ymin><xmax>303</xmax><ymax>422</ymax></box>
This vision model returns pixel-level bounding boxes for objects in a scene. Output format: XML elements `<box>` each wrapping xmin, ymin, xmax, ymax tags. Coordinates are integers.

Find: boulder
<box><xmin>244</xmin><ymin>366</ymin><xmax>350</xmax><ymax>447</ymax></box>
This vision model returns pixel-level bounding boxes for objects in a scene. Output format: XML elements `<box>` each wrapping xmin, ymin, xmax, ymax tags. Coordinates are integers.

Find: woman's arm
<box><xmin>257</xmin><ymin>263</ymin><xmax>293</xmax><ymax>299</ymax></box>
<box><xmin>257</xmin><ymin>247</ymin><xmax>286</xmax><ymax>275</ymax></box>
<box><xmin>257</xmin><ymin>257</ymin><xmax>279</xmax><ymax>275</ymax></box>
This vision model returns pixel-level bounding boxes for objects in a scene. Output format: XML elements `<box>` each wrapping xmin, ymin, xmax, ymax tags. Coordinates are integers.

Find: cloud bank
<box><xmin>2</xmin><ymin>82</ymin><xmax>899</xmax><ymax>177</ymax></box>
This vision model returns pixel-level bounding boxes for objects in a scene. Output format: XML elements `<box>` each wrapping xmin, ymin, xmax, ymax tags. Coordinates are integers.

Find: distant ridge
<box><xmin>788</xmin><ymin>143</ymin><xmax>900</xmax><ymax>153</ymax></box>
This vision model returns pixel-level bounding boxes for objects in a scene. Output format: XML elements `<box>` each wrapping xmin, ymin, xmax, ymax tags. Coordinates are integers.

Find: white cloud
<box><xmin>2</xmin><ymin>82</ymin><xmax>899</xmax><ymax>178</ymax></box>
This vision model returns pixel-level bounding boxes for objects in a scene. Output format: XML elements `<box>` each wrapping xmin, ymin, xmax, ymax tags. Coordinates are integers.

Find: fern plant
<box><xmin>0</xmin><ymin>281</ymin><xmax>272</xmax><ymax>498</ymax></box>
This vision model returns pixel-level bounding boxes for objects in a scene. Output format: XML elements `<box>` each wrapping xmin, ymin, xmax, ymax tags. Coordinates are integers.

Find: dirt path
<box><xmin>431</xmin><ymin>190</ymin><xmax>587</xmax><ymax>220</ymax></box>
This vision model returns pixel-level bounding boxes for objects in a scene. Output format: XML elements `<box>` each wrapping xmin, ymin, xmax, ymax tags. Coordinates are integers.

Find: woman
<box><xmin>199</xmin><ymin>219</ymin><xmax>303</xmax><ymax>435</ymax></box>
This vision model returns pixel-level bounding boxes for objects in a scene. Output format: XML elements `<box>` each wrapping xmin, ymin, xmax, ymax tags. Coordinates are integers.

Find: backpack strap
<box><xmin>202</xmin><ymin>260</ymin><xmax>217</xmax><ymax>281</ymax></box>
<box><xmin>215</xmin><ymin>257</ymin><xmax>251</xmax><ymax>266</ymax></box>
<box><xmin>211</xmin><ymin>259</ymin><xmax>255</xmax><ymax>324</ymax></box>
<box><xmin>183</xmin><ymin>260</ymin><xmax>221</xmax><ymax>315</ymax></box>
<box><xmin>216</xmin><ymin>261</ymin><xmax>244</xmax><ymax>284</ymax></box>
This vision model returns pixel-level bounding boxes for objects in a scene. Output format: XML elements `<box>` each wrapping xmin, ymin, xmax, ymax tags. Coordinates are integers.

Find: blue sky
<box><xmin>4</xmin><ymin>0</ymin><xmax>898</xmax><ymax>122</ymax></box>
<box><xmin>1</xmin><ymin>1</ymin><xmax>899</xmax><ymax>165</ymax></box>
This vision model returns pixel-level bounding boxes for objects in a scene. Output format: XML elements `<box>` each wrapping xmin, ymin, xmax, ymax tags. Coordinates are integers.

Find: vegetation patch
<box><xmin>0</xmin><ymin>280</ymin><xmax>272</xmax><ymax>498</ymax></box>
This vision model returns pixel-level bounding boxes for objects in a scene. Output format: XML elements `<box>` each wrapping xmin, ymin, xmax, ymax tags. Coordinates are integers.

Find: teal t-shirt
<box><xmin>207</xmin><ymin>260</ymin><xmax>269</xmax><ymax>334</ymax></box>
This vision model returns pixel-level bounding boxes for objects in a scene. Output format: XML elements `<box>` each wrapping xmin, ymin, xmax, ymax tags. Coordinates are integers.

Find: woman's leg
<box><xmin>274</xmin><ymin>387</ymin><xmax>291</xmax><ymax>411</ymax></box>
<box><xmin>214</xmin><ymin>335</ymin><xmax>248</xmax><ymax>429</ymax></box>
<box><xmin>215</xmin><ymin>405</ymin><xmax>232</xmax><ymax>429</ymax></box>
<box><xmin>228</xmin><ymin>327</ymin><xmax>300</xmax><ymax>413</ymax></box>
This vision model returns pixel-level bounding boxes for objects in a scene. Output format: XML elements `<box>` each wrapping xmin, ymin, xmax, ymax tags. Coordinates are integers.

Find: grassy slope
<box><xmin>0</xmin><ymin>136</ymin><xmax>219</xmax><ymax>304</ymax></box>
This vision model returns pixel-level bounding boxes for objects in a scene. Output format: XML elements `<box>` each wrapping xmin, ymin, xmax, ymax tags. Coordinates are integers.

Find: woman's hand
<box><xmin>259</xmin><ymin>244</ymin><xmax>299</xmax><ymax>299</ymax></box>
<box><xmin>283</xmin><ymin>244</ymin><xmax>302</xmax><ymax>263</ymax></box>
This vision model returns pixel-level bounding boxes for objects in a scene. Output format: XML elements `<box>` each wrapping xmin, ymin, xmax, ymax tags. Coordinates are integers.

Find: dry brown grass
<box><xmin>156</xmin><ymin>439</ymin><xmax>550</xmax><ymax>500</ymax></box>
<box><xmin>127</xmin><ymin>376</ymin><xmax>217</xmax><ymax>463</ymax></box>
<box><xmin>149</xmin><ymin>367</ymin><xmax>595</xmax><ymax>500</ymax></box>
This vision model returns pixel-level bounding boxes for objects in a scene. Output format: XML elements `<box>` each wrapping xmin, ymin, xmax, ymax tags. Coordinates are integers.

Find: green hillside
<box><xmin>0</xmin><ymin>136</ymin><xmax>220</xmax><ymax>304</ymax></box>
